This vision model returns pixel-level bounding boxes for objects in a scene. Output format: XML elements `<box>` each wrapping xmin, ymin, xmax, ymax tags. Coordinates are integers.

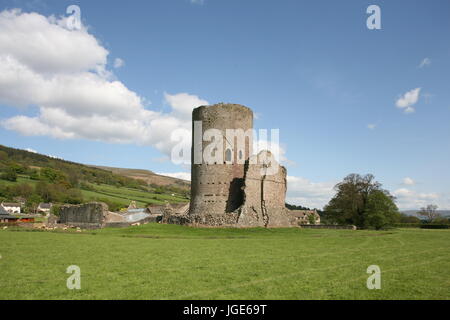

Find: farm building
<box><xmin>37</xmin><ymin>203</ymin><xmax>52</xmax><ymax>214</ymax></box>
<box><xmin>18</xmin><ymin>216</ymin><xmax>35</xmax><ymax>223</ymax></box>
<box><xmin>0</xmin><ymin>206</ymin><xmax>19</xmax><ymax>223</ymax></box>
<box><xmin>124</xmin><ymin>208</ymin><xmax>151</xmax><ymax>223</ymax></box>
<box><xmin>290</xmin><ymin>210</ymin><xmax>321</xmax><ymax>225</ymax></box>
<box><xmin>1</xmin><ymin>202</ymin><xmax>21</xmax><ymax>214</ymax></box>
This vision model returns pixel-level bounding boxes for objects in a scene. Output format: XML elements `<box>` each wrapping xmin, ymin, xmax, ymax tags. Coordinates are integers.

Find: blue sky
<box><xmin>0</xmin><ymin>0</ymin><xmax>449</xmax><ymax>209</ymax></box>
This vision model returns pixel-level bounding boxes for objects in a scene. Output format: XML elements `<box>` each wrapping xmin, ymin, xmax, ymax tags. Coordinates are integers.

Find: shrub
<box><xmin>393</xmin><ymin>223</ymin><xmax>422</xmax><ymax>228</ymax></box>
<box><xmin>1</xmin><ymin>167</ymin><xmax>17</xmax><ymax>182</ymax></box>
<box><xmin>96</xmin><ymin>198</ymin><xmax>123</xmax><ymax>212</ymax></box>
<box><xmin>51</xmin><ymin>204</ymin><xmax>61</xmax><ymax>217</ymax></box>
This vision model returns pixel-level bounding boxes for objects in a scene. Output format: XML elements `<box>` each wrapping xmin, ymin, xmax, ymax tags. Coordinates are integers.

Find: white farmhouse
<box><xmin>1</xmin><ymin>202</ymin><xmax>21</xmax><ymax>214</ymax></box>
<box><xmin>37</xmin><ymin>203</ymin><xmax>52</xmax><ymax>214</ymax></box>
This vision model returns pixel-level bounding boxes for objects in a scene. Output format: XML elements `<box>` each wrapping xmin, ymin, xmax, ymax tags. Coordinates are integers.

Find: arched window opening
<box><xmin>225</xmin><ymin>149</ymin><xmax>232</xmax><ymax>162</ymax></box>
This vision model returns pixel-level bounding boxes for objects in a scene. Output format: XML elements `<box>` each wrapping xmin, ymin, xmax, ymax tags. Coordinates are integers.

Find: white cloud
<box><xmin>0</xmin><ymin>9</ymin><xmax>294</xmax><ymax>168</ymax></box>
<box><xmin>164</xmin><ymin>92</ymin><xmax>208</xmax><ymax>118</ymax></box>
<box><xmin>286</xmin><ymin>176</ymin><xmax>336</xmax><ymax>210</ymax></box>
<box><xmin>367</xmin><ymin>124</ymin><xmax>376</xmax><ymax>130</ymax></box>
<box><xmin>419</xmin><ymin>58</ymin><xmax>431</xmax><ymax>68</ymax></box>
<box><xmin>396</xmin><ymin>88</ymin><xmax>421</xmax><ymax>114</ymax></box>
<box><xmin>158</xmin><ymin>172</ymin><xmax>191</xmax><ymax>181</ymax></box>
<box><xmin>393</xmin><ymin>188</ymin><xmax>446</xmax><ymax>210</ymax></box>
<box><xmin>0</xmin><ymin>9</ymin><xmax>107</xmax><ymax>75</ymax></box>
<box><xmin>0</xmin><ymin>9</ymin><xmax>208</xmax><ymax>158</ymax></box>
<box><xmin>402</xmin><ymin>177</ymin><xmax>415</xmax><ymax>186</ymax></box>
<box><xmin>25</xmin><ymin>148</ymin><xmax>37</xmax><ymax>153</ymax></box>
<box><xmin>113</xmin><ymin>58</ymin><xmax>124</xmax><ymax>69</ymax></box>
<box><xmin>190</xmin><ymin>0</ymin><xmax>205</xmax><ymax>5</ymax></box>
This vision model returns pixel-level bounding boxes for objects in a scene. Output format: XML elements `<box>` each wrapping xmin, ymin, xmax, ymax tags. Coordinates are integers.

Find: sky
<box><xmin>0</xmin><ymin>0</ymin><xmax>449</xmax><ymax>210</ymax></box>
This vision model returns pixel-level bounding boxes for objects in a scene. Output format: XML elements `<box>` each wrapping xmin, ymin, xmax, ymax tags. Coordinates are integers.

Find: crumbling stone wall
<box><xmin>59</xmin><ymin>202</ymin><xmax>109</xmax><ymax>229</ymax></box>
<box><xmin>236</xmin><ymin>151</ymin><xmax>294</xmax><ymax>227</ymax></box>
<box><xmin>182</xmin><ymin>103</ymin><xmax>295</xmax><ymax>228</ymax></box>
<box><xmin>106</xmin><ymin>211</ymin><xmax>127</xmax><ymax>223</ymax></box>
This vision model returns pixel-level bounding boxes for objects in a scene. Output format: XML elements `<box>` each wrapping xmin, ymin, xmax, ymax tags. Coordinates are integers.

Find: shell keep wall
<box><xmin>190</xmin><ymin>104</ymin><xmax>253</xmax><ymax>216</ymax></box>
<box><xmin>186</xmin><ymin>103</ymin><xmax>295</xmax><ymax>228</ymax></box>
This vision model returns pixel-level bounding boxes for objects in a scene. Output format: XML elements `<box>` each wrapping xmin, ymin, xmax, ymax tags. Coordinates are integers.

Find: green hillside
<box><xmin>0</xmin><ymin>144</ymin><xmax>189</xmax><ymax>212</ymax></box>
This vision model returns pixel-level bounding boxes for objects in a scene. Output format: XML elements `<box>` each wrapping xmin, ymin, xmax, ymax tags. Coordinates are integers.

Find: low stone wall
<box><xmin>105</xmin><ymin>222</ymin><xmax>132</xmax><ymax>228</ymax></box>
<box><xmin>300</xmin><ymin>224</ymin><xmax>357</xmax><ymax>230</ymax></box>
<box><xmin>164</xmin><ymin>213</ymin><xmax>241</xmax><ymax>227</ymax></box>
<box><xmin>163</xmin><ymin>214</ymin><xmax>191</xmax><ymax>226</ymax></box>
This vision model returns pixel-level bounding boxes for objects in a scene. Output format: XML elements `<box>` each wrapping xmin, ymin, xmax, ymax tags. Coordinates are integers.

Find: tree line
<box><xmin>318</xmin><ymin>173</ymin><xmax>447</xmax><ymax>230</ymax></box>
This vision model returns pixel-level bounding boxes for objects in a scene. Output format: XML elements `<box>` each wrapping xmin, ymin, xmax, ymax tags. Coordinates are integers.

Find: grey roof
<box><xmin>148</xmin><ymin>206</ymin><xmax>164</xmax><ymax>214</ymax></box>
<box><xmin>290</xmin><ymin>210</ymin><xmax>318</xmax><ymax>218</ymax></box>
<box><xmin>124</xmin><ymin>212</ymin><xmax>151</xmax><ymax>223</ymax></box>
<box><xmin>0</xmin><ymin>206</ymin><xmax>18</xmax><ymax>219</ymax></box>
<box><xmin>1</xmin><ymin>202</ymin><xmax>20</xmax><ymax>207</ymax></box>
<box><xmin>0</xmin><ymin>206</ymin><xmax>9</xmax><ymax>215</ymax></box>
<box><xmin>38</xmin><ymin>203</ymin><xmax>52</xmax><ymax>209</ymax></box>
<box><xmin>127</xmin><ymin>208</ymin><xmax>149</xmax><ymax>214</ymax></box>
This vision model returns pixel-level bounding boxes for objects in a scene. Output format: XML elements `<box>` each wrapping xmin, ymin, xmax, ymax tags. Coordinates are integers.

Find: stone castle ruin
<box><xmin>168</xmin><ymin>103</ymin><xmax>295</xmax><ymax>228</ymax></box>
<box><xmin>58</xmin><ymin>103</ymin><xmax>298</xmax><ymax>229</ymax></box>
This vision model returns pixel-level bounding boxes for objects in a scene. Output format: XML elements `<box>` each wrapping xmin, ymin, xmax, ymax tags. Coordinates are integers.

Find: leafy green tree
<box><xmin>324</xmin><ymin>174</ymin><xmax>399</xmax><ymax>229</ymax></box>
<box><xmin>35</xmin><ymin>181</ymin><xmax>55</xmax><ymax>203</ymax></box>
<box><xmin>64</xmin><ymin>188</ymin><xmax>83</xmax><ymax>204</ymax></box>
<box><xmin>40</xmin><ymin>167</ymin><xmax>68</xmax><ymax>184</ymax></box>
<box><xmin>1</xmin><ymin>167</ymin><xmax>17</xmax><ymax>182</ymax></box>
<box><xmin>29</xmin><ymin>169</ymin><xmax>40</xmax><ymax>180</ymax></box>
<box><xmin>364</xmin><ymin>190</ymin><xmax>400</xmax><ymax>230</ymax></box>
<box><xmin>25</xmin><ymin>194</ymin><xmax>43</xmax><ymax>214</ymax></box>
<box><xmin>51</xmin><ymin>204</ymin><xmax>61</xmax><ymax>217</ymax></box>
<box><xmin>11</xmin><ymin>183</ymin><xmax>34</xmax><ymax>198</ymax></box>
<box><xmin>9</xmin><ymin>162</ymin><xmax>27</xmax><ymax>174</ymax></box>
<box><xmin>308</xmin><ymin>214</ymin><xmax>316</xmax><ymax>225</ymax></box>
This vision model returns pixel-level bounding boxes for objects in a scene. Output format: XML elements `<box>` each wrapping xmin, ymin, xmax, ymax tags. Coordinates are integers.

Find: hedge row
<box><xmin>393</xmin><ymin>223</ymin><xmax>450</xmax><ymax>229</ymax></box>
<box><xmin>420</xmin><ymin>225</ymin><xmax>450</xmax><ymax>229</ymax></box>
<box><xmin>393</xmin><ymin>223</ymin><xmax>422</xmax><ymax>228</ymax></box>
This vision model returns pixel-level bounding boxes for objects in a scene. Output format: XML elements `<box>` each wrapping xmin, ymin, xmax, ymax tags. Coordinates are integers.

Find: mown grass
<box><xmin>0</xmin><ymin>225</ymin><xmax>449</xmax><ymax>300</ymax></box>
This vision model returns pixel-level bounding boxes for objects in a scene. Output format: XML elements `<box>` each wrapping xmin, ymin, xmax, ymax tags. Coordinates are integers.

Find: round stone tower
<box><xmin>189</xmin><ymin>103</ymin><xmax>253</xmax><ymax>218</ymax></box>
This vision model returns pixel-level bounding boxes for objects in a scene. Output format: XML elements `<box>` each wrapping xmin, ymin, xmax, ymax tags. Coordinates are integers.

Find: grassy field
<box><xmin>0</xmin><ymin>225</ymin><xmax>449</xmax><ymax>300</ymax></box>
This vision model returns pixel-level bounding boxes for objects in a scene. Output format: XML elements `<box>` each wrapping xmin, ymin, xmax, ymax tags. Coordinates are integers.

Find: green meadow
<box><xmin>0</xmin><ymin>225</ymin><xmax>449</xmax><ymax>300</ymax></box>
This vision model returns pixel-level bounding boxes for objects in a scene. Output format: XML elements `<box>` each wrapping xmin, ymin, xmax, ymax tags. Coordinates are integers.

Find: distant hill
<box><xmin>92</xmin><ymin>165</ymin><xmax>189</xmax><ymax>189</ymax></box>
<box><xmin>401</xmin><ymin>210</ymin><xmax>450</xmax><ymax>217</ymax></box>
<box><xmin>0</xmin><ymin>144</ymin><xmax>189</xmax><ymax>190</ymax></box>
<box><xmin>0</xmin><ymin>144</ymin><xmax>190</xmax><ymax>211</ymax></box>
